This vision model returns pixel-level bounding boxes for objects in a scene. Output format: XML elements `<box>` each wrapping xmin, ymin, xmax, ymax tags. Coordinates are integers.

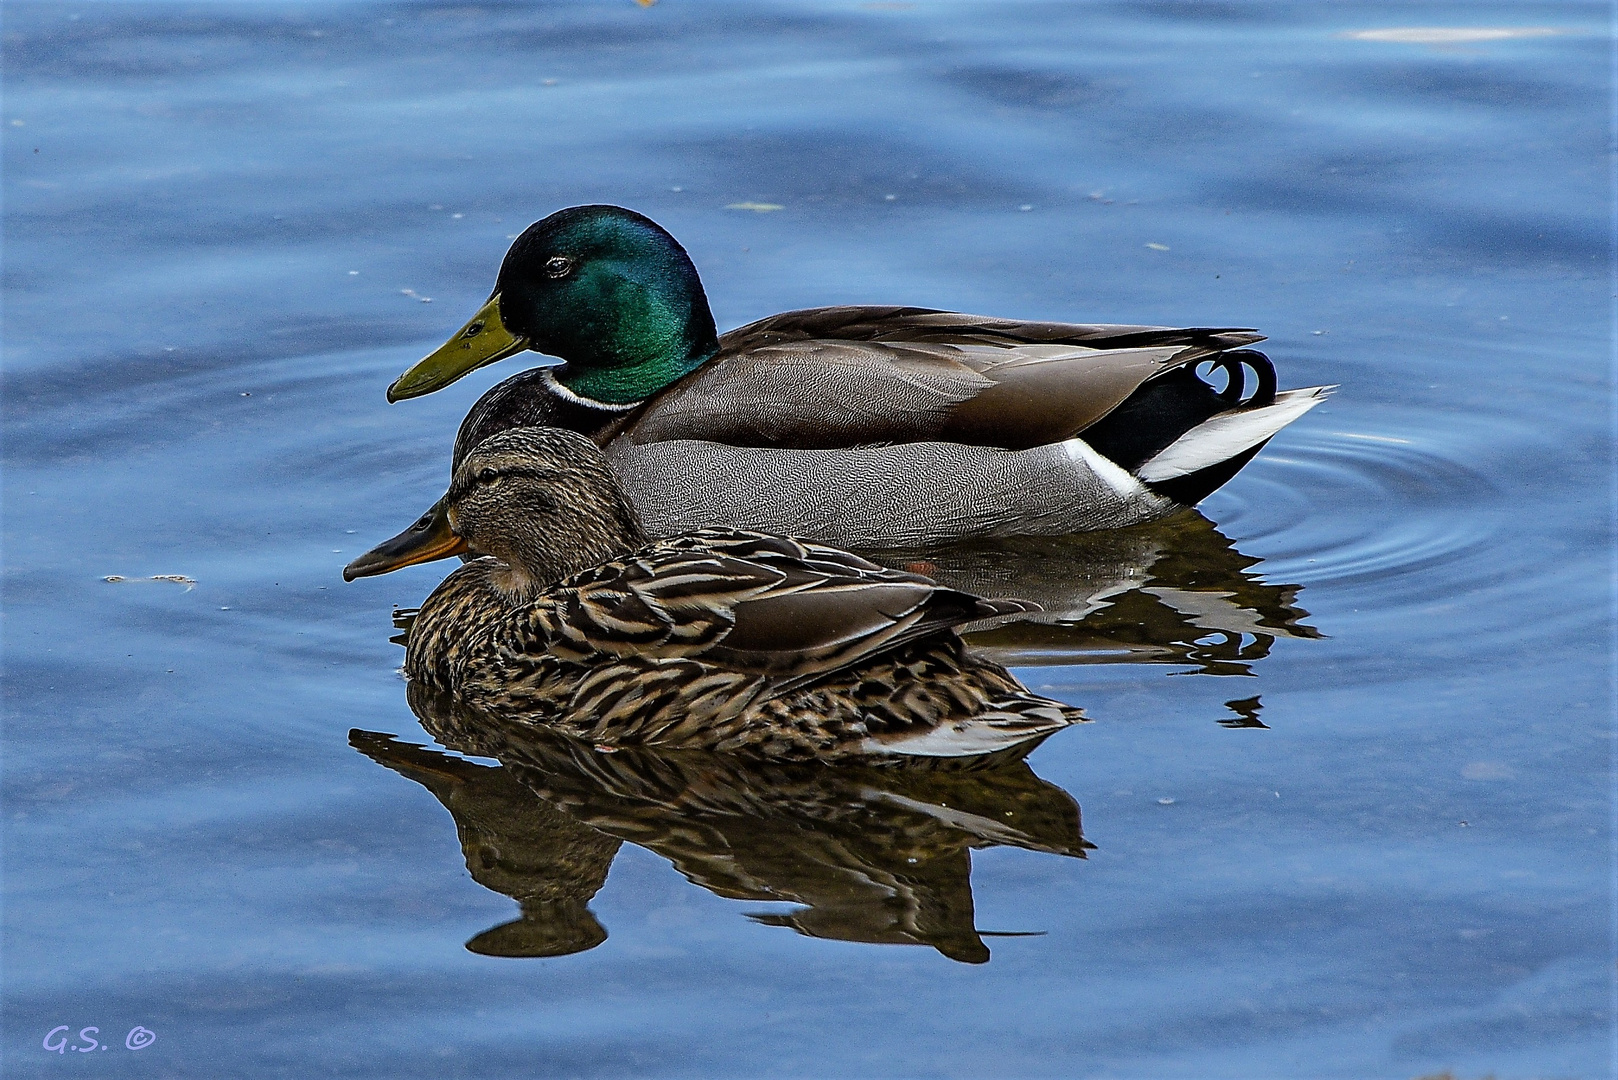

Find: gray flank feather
<box><xmin>606</xmin><ymin>438</ymin><xmax>1177</xmax><ymax>548</ymax></box>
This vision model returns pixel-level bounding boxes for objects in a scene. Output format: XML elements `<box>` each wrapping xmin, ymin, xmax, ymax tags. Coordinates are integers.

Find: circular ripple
<box><xmin>1208</xmin><ymin>426</ymin><xmax>1505</xmax><ymax>603</ymax></box>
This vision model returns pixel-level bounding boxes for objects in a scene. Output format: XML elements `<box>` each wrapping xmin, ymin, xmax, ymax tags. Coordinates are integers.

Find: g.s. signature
<box><xmin>41</xmin><ymin>1025</ymin><xmax>155</xmax><ymax>1053</ymax></box>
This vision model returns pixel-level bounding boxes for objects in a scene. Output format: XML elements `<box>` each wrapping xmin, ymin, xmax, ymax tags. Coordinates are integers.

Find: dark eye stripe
<box><xmin>457</xmin><ymin>465</ymin><xmax>562</xmax><ymax>495</ymax></box>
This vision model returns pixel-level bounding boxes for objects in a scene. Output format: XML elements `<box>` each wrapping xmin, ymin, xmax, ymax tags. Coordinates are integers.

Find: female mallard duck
<box><xmin>387</xmin><ymin>426</ymin><xmax>1084</xmax><ymax>761</ymax></box>
<box><xmin>351</xmin><ymin>205</ymin><xmax>1328</xmax><ymax>571</ymax></box>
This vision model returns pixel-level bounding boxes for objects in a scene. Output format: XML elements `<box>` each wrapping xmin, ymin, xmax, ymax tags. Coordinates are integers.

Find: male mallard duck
<box><xmin>373</xmin><ymin>426</ymin><xmax>1084</xmax><ymax>761</ymax></box>
<box><xmin>357</xmin><ymin>205</ymin><xmax>1328</xmax><ymax>566</ymax></box>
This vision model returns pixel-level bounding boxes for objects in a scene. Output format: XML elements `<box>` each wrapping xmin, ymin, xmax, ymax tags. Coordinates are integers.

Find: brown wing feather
<box><xmin>624</xmin><ymin>340</ymin><xmax>990</xmax><ymax>449</ymax></box>
<box><xmin>405</xmin><ymin>537</ymin><xmax>1068</xmax><ymax>761</ymax></box>
<box><xmin>487</xmin><ymin>530</ymin><xmax>1033</xmax><ymax>679</ymax></box>
<box><xmin>717</xmin><ymin>305</ymin><xmax>1264</xmax><ymax>352</ymax></box>
<box><xmin>625</xmin><ymin>307</ymin><xmax>1266</xmax><ymax>452</ymax></box>
<box><xmin>938</xmin><ymin>344</ymin><xmax>1189</xmax><ymax>448</ymax></box>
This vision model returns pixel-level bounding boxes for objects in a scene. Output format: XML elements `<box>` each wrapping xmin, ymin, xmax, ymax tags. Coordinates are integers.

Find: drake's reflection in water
<box><xmin>907</xmin><ymin>513</ymin><xmax>1319</xmax><ymax>677</ymax></box>
<box><xmin>354</xmin><ymin>686</ymin><xmax>1090</xmax><ymax>964</ymax></box>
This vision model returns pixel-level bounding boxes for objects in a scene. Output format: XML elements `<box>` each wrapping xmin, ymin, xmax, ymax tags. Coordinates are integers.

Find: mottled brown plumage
<box><xmin>403</xmin><ymin>427</ymin><xmax>1085</xmax><ymax>760</ymax></box>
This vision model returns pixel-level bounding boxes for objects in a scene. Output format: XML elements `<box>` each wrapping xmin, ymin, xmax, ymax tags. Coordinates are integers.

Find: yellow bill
<box><xmin>387</xmin><ymin>294</ymin><xmax>528</xmax><ymax>402</ymax></box>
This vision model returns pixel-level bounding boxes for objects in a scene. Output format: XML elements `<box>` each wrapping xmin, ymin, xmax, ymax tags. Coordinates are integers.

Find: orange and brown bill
<box><xmin>343</xmin><ymin>497</ymin><xmax>468</xmax><ymax>580</ymax></box>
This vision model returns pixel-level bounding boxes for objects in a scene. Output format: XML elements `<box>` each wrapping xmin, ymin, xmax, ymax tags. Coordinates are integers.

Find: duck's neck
<box><xmin>452</xmin><ymin>368</ymin><xmax>628</xmax><ymax>474</ymax></box>
<box><xmin>551</xmin><ymin>339</ymin><xmax>717</xmax><ymax>406</ymax></box>
<box><xmin>543</xmin><ymin>266</ymin><xmax>721</xmax><ymax>406</ymax></box>
<box><xmin>480</xmin><ymin>504</ymin><xmax>650</xmax><ymax>606</ymax></box>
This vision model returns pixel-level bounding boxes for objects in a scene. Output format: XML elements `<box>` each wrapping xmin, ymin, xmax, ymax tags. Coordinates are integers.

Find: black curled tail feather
<box><xmin>1077</xmin><ymin>348</ymin><xmax>1278</xmax><ymax>472</ymax></box>
<box><xmin>1212</xmin><ymin>349</ymin><xmax>1277</xmax><ymax>408</ymax></box>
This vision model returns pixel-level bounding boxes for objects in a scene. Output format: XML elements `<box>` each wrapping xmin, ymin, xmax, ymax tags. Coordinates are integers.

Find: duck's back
<box><xmin>458</xmin><ymin>627</ymin><xmax>1080</xmax><ymax>762</ymax></box>
<box><xmin>405</xmin><ymin>530</ymin><xmax>1083</xmax><ymax>760</ymax></box>
<box><xmin>625</xmin><ymin>305</ymin><xmax>1265</xmax><ymax>453</ymax></box>
<box><xmin>598</xmin><ymin>306</ymin><xmax>1324</xmax><ymax>542</ymax></box>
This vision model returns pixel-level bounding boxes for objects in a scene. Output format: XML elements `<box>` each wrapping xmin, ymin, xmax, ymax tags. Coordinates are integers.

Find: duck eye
<box><xmin>545</xmin><ymin>255</ymin><xmax>574</xmax><ymax>279</ymax></box>
<box><xmin>476</xmin><ymin>468</ymin><xmax>499</xmax><ymax>485</ymax></box>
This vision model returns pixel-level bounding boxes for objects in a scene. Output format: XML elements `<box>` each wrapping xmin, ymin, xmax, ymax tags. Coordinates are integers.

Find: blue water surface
<box><xmin>2</xmin><ymin>1</ymin><xmax>1611</xmax><ymax>1077</ymax></box>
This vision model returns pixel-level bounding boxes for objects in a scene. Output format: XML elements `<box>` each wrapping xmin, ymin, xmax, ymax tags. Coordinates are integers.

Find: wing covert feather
<box><xmin>628</xmin><ymin>307</ymin><xmax>1265</xmax><ymax>451</ymax></box>
<box><xmin>487</xmin><ymin>530</ymin><xmax>1025</xmax><ymax>679</ymax></box>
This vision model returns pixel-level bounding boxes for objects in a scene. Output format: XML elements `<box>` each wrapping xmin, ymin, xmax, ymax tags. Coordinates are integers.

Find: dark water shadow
<box><xmin>352</xmin><ymin>686</ymin><xmax>1091</xmax><ymax>965</ymax></box>
<box><xmin>870</xmin><ymin>511</ymin><xmax>1319</xmax><ymax>676</ymax></box>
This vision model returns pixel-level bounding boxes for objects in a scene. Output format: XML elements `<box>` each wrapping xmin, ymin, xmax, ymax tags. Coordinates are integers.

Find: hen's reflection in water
<box><xmin>889</xmin><ymin>512</ymin><xmax>1319</xmax><ymax>676</ymax></box>
<box><xmin>353</xmin><ymin>687</ymin><xmax>1091</xmax><ymax>964</ymax></box>
<box><xmin>349</xmin><ymin>730</ymin><xmax>622</xmax><ymax>959</ymax></box>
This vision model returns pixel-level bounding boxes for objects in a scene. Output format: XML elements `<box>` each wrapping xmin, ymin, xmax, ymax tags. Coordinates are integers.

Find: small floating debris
<box><xmin>104</xmin><ymin>574</ymin><xmax>196</xmax><ymax>591</ymax></box>
<box><xmin>400</xmin><ymin>288</ymin><xmax>433</xmax><ymax>303</ymax></box>
<box><xmin>1157</xmin><ymin>797</ymin><xmax>1176</xmax><ymax>805</ymax></box>
<box><xmin>726</xmin><ymin>202</ymin><xmax>783</xmax><ymax>212</ymax></box>
<box><xmin>1145</xmin><ymin>242</ymin><xmax>1170</xmax><ymax>251</ymax></box>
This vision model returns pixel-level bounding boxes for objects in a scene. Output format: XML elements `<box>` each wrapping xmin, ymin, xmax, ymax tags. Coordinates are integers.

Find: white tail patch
<box><xmin>1062</xmin><ymin>436</ymin><xmax>1147</xmax><ymax>499</ymax></box>
<box><xmin>1137</xmin><ymin>386</ymin><xmax>1333</xmax><ymax>483</ymax></box>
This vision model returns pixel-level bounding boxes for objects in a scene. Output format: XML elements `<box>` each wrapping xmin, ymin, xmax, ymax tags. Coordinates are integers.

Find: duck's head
<box><xmin>387</xmin><ymin>206</ymin><xmax>720</xmax><ymax>406</ymax></box>
<box><xmin>343</xmin><ymin>427</ymin><xmax>647</xmax><ymax>596</ymax></box>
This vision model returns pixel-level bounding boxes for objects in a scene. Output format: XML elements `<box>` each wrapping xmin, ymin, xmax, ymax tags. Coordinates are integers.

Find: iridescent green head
<box><xmin>387</xmin><ymin>205</ymin><xmax>720</xmax><ymax>405</ymax></box>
